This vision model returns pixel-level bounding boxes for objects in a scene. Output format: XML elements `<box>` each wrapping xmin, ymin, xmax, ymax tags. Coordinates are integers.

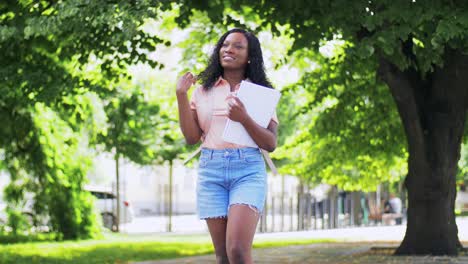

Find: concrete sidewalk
<box><xmin>133</xmin><ymin>242</ymin><xmax>468</xmax><ymax>264</ymax></box>
<box><xmin>250</xmin><ymin>217</ymin><xmax>468</xmax><ymax>243</ymax></box>
<box><xmin>133</xmin><ymin>218</ymin><xmax>468</xmax><ymax>264</ymax></box>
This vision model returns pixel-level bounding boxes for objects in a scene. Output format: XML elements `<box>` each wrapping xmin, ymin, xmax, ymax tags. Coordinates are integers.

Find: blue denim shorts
<box><xmin>196</xmin><ymin>147</ymin><xmax>267</xmax><ymax>219</ymax></box>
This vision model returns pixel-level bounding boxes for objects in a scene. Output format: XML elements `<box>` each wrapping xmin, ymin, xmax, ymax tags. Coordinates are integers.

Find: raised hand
<box><xmin>176</xmin><ymin>72</ymin><xmax>197</xmax><ymax>95</ymax></box>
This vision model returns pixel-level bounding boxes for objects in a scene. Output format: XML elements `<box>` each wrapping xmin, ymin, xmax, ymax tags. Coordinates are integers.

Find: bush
<box><xmin>0</xmin><ymin>232</ymin><xmax>59</xmax><ymax>244</ymax></box>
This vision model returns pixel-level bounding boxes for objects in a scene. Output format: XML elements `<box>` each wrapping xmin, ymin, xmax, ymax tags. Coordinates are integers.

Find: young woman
<box><xmin>176</xmin><ymin>28</ymin><xmax>278</xmax><ymax>264</ymax></box>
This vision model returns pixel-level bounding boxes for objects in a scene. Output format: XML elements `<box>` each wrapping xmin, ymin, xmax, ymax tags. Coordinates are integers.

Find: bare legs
<box><xmin>226</xmin><ymin>204</ymin><xmax>259</xmax><ymax>264</ymax></box>
<box><xmin>207</xmin><ymin>217</ymin><xmax>229</xmax><ymax>264</ymax></box>
<box><xmin>206</xmin><ymin>204</ymin><xmax>260</xmax><ymax>264</ymax></box>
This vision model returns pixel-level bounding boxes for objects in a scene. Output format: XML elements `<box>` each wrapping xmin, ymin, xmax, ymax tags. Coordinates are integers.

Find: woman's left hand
<box><xmin>226</xmin><ymin>95</ymin><xmax>249</xmax><ymax>123</ymax></box>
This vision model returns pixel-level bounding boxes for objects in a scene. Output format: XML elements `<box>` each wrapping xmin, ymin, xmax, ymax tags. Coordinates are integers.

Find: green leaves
<box><xmin>2</xmin><ymin>0</ymin><xmax>467</xmax><ymax>238</ymax></box>
<box><xmin>31</xmin><ymin>103</ymin><xmax>100</xmax><ymax>239</ymax></box>
<box><xmin>99</xmin><ymin>86</ymin><xmax>160</xmax><ymax>165</ymax></box>
<box><xmin>170</xmin><ymin>0</ymin><xmax>468</xmax><ymax>193</ymax></box>
<box><xmin>272</xmin><ymin>44</ymin><xmax>407</xmax><ymax>190</ymax></box>
<box><xmin>0</xmin><ymin>1</ymin><xmax>170</xmax><ymax>239</ymax></box>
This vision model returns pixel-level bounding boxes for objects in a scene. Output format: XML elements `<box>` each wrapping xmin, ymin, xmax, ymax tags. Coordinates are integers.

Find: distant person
<box><xmin>382</xmin><ymin>193</ymin><xmax>403</xmax><ymax>225</ymax></box>
<box><xmin>176</xmin><ymin>28</ymin><xmax>279</xmax><ymax>264</ymax></box>
<box><xmin>383</xmin><ymin>199</ymin><xmax>392</xmax><ymax>214</ymax></box>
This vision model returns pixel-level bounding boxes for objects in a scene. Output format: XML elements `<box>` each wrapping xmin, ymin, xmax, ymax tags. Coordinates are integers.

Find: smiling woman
<box><xmin>197</xmin><ymin>28</ymin><xmax>273</xmax><ymax>92</ymax></box>
<box><xmin>219</xmin><ymin>32</ymin><xmax>249</xmax><ymax>70</ymax></box>
<box><xmin>176</xmin><ymin>28</ymin><xmax>279</xmax><ymax>264</ymax></box>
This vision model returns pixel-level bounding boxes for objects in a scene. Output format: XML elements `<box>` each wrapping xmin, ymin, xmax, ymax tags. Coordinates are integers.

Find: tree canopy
<box><xmin>2</xmin><ymin>0</ymin><xmax>468</xmax><ymax>253</ymax></box>
<box><xmin>0</xmin><ymin>0</ymin><xmax>171</xmax><ymax>239</ymax></box>
<box><xmin>173</xmin><ymin>0</ymin><xmax>468</xmax><ymax>255</ymax></box>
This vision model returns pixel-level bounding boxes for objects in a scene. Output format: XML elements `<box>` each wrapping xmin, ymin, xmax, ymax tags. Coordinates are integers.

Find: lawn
<box><xmin>0</xmin><ymin>232</ymin><xmax>335</xmax><ymax>264</ymax></box>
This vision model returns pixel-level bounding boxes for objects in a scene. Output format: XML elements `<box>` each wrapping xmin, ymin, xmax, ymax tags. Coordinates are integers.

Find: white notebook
<box><xmin>222</xmin><ymin>81</ymin><xmax>281</xmax><ymax>147</ymax></box>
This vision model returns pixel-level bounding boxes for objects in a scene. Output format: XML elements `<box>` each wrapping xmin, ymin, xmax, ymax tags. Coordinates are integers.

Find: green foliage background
<box><xmin>0</xmin><ymin>0</ymin><xmax>176</xmax><ymax>239</ymax></box>
<box><xmin>2</xmin><ymin>0</ymin><xmax>468</xmax><ymax>242</ymax></box>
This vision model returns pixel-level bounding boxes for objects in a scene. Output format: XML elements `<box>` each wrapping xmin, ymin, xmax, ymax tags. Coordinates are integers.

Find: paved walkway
<box><xmin>134</xmin><ymin>242</ymin><xmax>468</xmax><ymax>264</ymax></box>
<box><xmin>133</xmin><ymin>218</ymin><xmax>468</xmax><ymax>264</ymax></box>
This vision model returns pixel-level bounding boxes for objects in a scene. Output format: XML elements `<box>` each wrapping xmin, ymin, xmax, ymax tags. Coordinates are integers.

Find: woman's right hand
<box><xmin>176</xmin><ymin>72</ymin><xmax>202</xmax><ymax>145</ymax></box>
<box><xmin>176</xmin><ymin>72</ymin><xmax>197</xmax><ymax>95</ymax></box>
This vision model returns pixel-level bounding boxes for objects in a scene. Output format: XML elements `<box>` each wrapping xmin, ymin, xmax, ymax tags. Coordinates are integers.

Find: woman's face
<box><xmin>219</xmin><ymin>32</ymin><xmax>249</xmax><ymax>71</ymax></box>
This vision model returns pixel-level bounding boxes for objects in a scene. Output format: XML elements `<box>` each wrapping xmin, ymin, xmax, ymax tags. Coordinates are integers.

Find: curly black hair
<box><xmin>198</xmin><ymin>28</ymin><xmax>273</xmax><ymax>90</ymax></box>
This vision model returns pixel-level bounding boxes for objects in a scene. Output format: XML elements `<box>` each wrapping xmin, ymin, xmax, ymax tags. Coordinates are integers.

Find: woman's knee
<box><xmin>215</xmin><ymin>254</ymin><xmax>229</xmax><ymax>264</ymax></box>
<box><xmin>212</xmin><ymin>242</ymin><xmax>229</xmax><ymax>262</ymax></box>
<box><xmin>227</xmin><ymin>241</ymin><xmax>250</xmax><ymax>262</ymax></box>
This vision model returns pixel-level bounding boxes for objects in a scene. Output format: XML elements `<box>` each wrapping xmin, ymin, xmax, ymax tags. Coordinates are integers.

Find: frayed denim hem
<box><xmin>229</xmin><ymin>203</ymin><xmax>261</xmax><ymax>215</ymax></box>
<box><xmin>201</xmin><ymin>215</ymin><xmax>227</xmax><ymax>220</ymax></box>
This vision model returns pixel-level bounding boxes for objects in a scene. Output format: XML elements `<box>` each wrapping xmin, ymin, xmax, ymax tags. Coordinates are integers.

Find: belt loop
<box><xmin>210</xmin><ymin>149</ymin><xmax>214</xmax><ymax>160</ymax></box>
<box><xmin>239</xmin><ymin>148</ymin><xmax>244</xmax><ymax>159</ymax></box>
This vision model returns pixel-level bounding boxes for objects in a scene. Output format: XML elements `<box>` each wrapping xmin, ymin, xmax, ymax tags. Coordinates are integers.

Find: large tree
<box><xmin>0</xmin><ymin>0</ymin><xmax>169</xmax><ymax>239</ymax></box>
<box><xmin>175</xmin><ymin>0</ymin><xmax>468</xmax><ymax>255</ymax></box>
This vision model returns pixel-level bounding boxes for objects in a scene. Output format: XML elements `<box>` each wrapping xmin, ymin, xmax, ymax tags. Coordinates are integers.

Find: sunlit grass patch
<box><xmin>0</xmin><ymin>233</ymin><xmax>336</xmax><ymax>264</ymax></box>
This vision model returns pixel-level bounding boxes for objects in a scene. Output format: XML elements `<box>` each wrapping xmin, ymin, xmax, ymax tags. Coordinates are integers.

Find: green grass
<box><xmin>0</xmin><ymin>232</ymin><xmax>335</xmax><ymax>264</ymax></box>
<box><xmin>0</xmin><ymin>232</ymin><xmax>60</xmax><ymax>244</ymax></box>
<box><xmin>456</xmin><ymin>210</ymin><xmax>468</xmax><ymax>217</ymax></box>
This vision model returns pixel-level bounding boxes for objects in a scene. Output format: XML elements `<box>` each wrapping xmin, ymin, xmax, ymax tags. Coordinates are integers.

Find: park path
<box><xmin>133</xmin><ymin>242</ymin><xmax>468</xmax><ymax>264</ymax></box>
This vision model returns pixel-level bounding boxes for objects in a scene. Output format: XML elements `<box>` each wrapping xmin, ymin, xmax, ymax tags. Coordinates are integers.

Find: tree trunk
<box><xmin>329</xmin><ymin>186</ymin><xmax>338</xmax><ymax>229</ymax></box>
<box><xmin>281</xmin><ymin>173</ymin><xmax>285</xmax><ymax>231</ymax></box>
<box><xmin>378</xmin><ymin>50</ymin><xmax>468</xmax><ymax>255</ymax></box>
<box><xmin>115</xmin><ymin>152</ymin><xmax>120</xmax><ymax>232</ymax></box>
<box><xmin>167</xmin><ymin>159</ymin><xmax>173</xmax><ymax>232</ymax></box>
<box><xmin>351</xmin><ymin>191</ymin><xmax>362</xmax><ymax>226</ymax></box>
